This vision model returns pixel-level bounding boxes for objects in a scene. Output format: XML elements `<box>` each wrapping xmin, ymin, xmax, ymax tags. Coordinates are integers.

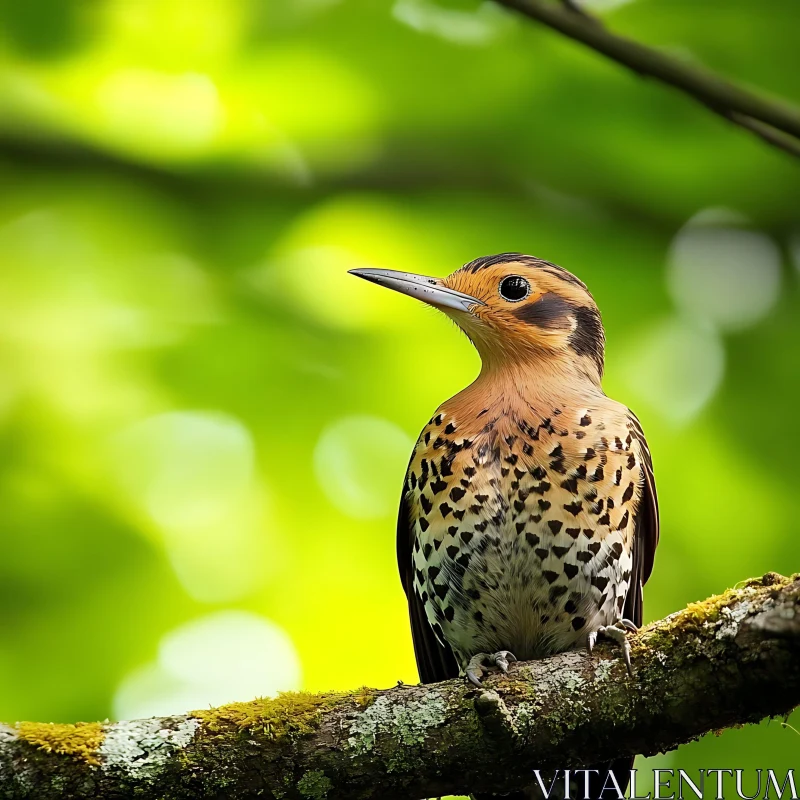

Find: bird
<box><xmin>350</xmin><ymin>253</ymin><xmax>659</xmax><ymax>800</ymax></box>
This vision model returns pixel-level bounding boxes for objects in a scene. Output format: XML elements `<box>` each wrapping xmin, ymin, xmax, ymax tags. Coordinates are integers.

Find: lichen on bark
<box><xmin>0</xmin><ymin>573</ymin><xmax>797</xmax><ymax>800</ymax></box>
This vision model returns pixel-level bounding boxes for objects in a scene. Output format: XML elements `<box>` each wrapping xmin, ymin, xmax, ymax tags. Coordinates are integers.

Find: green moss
<box><xmin>16</xmin><ymin>721</ymin><xmax>105</xmax><ymax>766</ymax></box>
<box><xmin>193</xmin><ymin>688</ymin><xmax>376</xmax><ymax>741</ymax></box>
<box><xmin>297</xmin><ymin>769</ymin><xmax>333</xmax><ymax>799</ymax></box>
<box><xmin>634</xmin><ymin>573</ymin><xmax>794</xmax><ymax>663</ymax></box>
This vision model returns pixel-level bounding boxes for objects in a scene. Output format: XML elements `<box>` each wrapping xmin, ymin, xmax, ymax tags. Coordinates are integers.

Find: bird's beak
<box><xmin>348</xmin><ymin>268</ymin><xmax>483</xmax><ymax>313</ymax></box>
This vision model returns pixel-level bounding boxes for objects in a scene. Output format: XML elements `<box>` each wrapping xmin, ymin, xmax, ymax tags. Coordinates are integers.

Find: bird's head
<box><xmin>350</xmin><ymin>253</ymin><xmax>605</xmax><ymax>383</ymax></box>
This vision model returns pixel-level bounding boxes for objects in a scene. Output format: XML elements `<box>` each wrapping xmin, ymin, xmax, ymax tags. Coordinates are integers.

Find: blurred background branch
<box><xmin>497</xmin><ymin>0</ymin><xmax>800</xmax><ymax>159</ymax></box>
<box><xmin>1</xmin><ymin>574</ymin><xmax>798</xmax><ymax>800</ymax></box>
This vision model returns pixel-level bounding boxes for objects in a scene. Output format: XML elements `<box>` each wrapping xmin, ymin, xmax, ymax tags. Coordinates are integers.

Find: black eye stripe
<box><xmin>499</xmin><ymin>275</ymin><xmax>530</xmax><ymax>302</ymax></box>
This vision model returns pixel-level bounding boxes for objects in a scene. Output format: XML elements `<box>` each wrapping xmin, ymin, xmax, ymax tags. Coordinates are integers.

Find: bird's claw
<box><xmin>466</xmin><ymin>651</ymin><xmax>517</xmax><ymax>687</ymax></box>
<box><xmin>590</xmin><ymin>620</ymin><xmax>636</xmax><ymax>677</ymax></box>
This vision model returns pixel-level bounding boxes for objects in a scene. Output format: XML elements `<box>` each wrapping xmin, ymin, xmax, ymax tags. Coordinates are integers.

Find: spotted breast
<box><xmin>405</xmin><ymin>397</ymin><xmax>649</xmax><ymax>669</ymax></box>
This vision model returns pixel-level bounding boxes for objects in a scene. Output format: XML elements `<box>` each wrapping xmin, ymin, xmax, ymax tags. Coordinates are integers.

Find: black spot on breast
<box><xmin>571</xmin><ymin>617</ymin><xmax>586</xmax><ymax>630</ymax></box>
<box><xmin>420</xmin><ymin>495</ymin><xmax>433</xmax><ymax>514</ymax></box>
<box><xmin>592</xmin><ymin>575</ymin><xmax>609</xmax><ymax>591</ymax></box>
<box><xmin>548</xmin><ymin>520</ymin><xmax>563</xmax><ymax>534</ymax></box>
<box><xmin>564</xmin><ymin>563</ymin><xmax>579</xmax><ymax>579</ymax></box>
<box><xmin>611</xmin><ymin>541</ymin><xmax>624</xmax><ymax>558</ymax></box>
<box><xmin>531</xmin><ymin>466</ymin><xmax>547</xmax><ymax>480</ymax></box>
<box><xmin>431</xmin><ymin>479</ymin><xmax>447</xmax><ymax>495</ymax></box>
<box><xmin>576</xmin><ymin>551</ymin><xmax>593</xmax><ymax>564</ymax></box>
<box><xmin>564</xmin><ymin>501</ymin><xmax>583</xmax><ymax>516</ymax></box>
<box><xmin>588</xmin><ymin>542</ymin><xmax>602</xmax><ymax>555</ymax></box>
<box><xmin>580</xmin><ymin>415</ymin><xmax>592</xmax><ymax>427</ymax></box>
<box><xmin>565</xmin><ymin>599</ymin><xmax>577</xmax><ymax>613</ymax></box>
<box><xmin>538</xmin><ymin>500</ymin><xmax>551</xmax><ymax>511</ymax></box>
<box><xmin>565</xmin><ymin>527</ymin><xmax>581</xmax><ymax>539</ymax></box>
<box><xmin>569</xmin><ymin>306</ymin><xmax>605</xmax><ymax>377</ymax></box>
<box><xmin>561</xmin><ymin>478</ymin><xmax>578</xmax><ymax>494</ymax></box>
<box><xmin>550</xmin><ymin>585</ymin><xmax>568</xmax><ymax>600</ymax></box>
<box><xmin>474</xmin><ymin>610</ymin><xmax>484</xmax><ymax>623</ymax></box>
<box><xmin>446</xmin><ymin>545</ymin><xmax>459</xmax><ymax>559</ymax></box>
<box><xmin>552</xmin><ymin>545</ymin><xmax>571</xmax><ymax>559</ymax></box>
<box><xmin>543</xmin><ymin>570</ymin><xmax>559</xmax><ymax>584</ymax></box>
<box><xmin>444</xmin><ymin>606</ymin><xmax>455</xmax><ymax>622</ymax></box>
<box><xmin>450</xmin><ymin>487</ymin><xmax>466</xmax><ymax>502</ymax></box>
<box><xmin>460</xmin><ymin>530</ymin><xmax>473</xmax><ymax>544</ymax></box>
<box><xmin>535</xmin><ymin>548</ymin><xmax>549</xmax><ymax>561</ymax></box>
<box><xmin>457</xmin><ymin>553</ymin><xmax>471</xmax><ymax>569</ymax></box>
<box><xmin>453</xmin><ymin>509</ymin><xmax>465</xmax><ymax>521</ymax></box>
<box><xmin>444</xmin><ymin>422</ymin><xmax>456</xmax><ymax>435</ymax></box>
<box><xmin>622</xmin><ymin>483</ymin><xmax>634</xmax><ymax>503</ymax></box>
<box><xmin>419</xmin><ymin>518</ymin><xmax>429</xmax><ymax>532</ymax></box>
<box><xmin>526</xmin><ymin>532</ymin><xmax>540</xmax><ymax>547</ymax></box>
<box><xmin>433</xmin><ymin>583</ymin><xmax>448</xmax><ymax>599</ymax></box>
<box><xmin>423</xmin><ymin>543</ymin><xmax>433</xmax><ymax>559</ymax></box>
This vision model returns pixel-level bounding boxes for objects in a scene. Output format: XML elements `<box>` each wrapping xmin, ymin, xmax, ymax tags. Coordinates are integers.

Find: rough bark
<box><xmin>0</xmin><ymin>572</ymin><xmax>798</xmax><ymax>800</ymax></box>
<box><xmin>495</xmin><ymin>0</ymin><xmax>800</xmax><ymax>159</ymax></box>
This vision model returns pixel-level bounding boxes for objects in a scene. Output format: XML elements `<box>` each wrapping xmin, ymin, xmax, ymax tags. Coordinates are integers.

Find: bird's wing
<box><xmin>397</xmin><ymin>488</ymin><xmax>460</xmax><ymax>684</ymax></box>
<box><xmin>623</xmin><ymin>412</ymin><xmax>660</xmax><ymax>628</ymax></box>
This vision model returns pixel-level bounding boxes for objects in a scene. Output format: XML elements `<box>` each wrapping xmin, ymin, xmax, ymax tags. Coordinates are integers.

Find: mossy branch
<box><xmin>1</xmin><ymin>573</ymin><xmax>799</xmax><ymax>800</ymax></box>
<box><xmin>495</xmin><ymin>0</ymin><xmax>800</xmax><ymax>160</ymax></box>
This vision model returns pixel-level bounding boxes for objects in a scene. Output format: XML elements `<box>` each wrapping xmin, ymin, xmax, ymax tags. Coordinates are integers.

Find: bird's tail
<box><xmin>471</xmin><ymin>757</ymin><xmax>634</xmax><ymax>800</ymax></box>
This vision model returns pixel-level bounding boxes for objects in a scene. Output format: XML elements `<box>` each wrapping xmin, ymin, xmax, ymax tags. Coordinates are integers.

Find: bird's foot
<box><xmin>587</xmin><ymin>619</ymin><xmax>638</xmax><ymax>677</ymax></box>
<box><xmin>466</xmin><ymin>651</ymin><xmax>517</xmax><ymax>687</ymax></box>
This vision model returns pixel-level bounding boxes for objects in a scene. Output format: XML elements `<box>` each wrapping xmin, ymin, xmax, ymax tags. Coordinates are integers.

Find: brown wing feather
<box><xmin>397</xmin><ymin>491</ymin><xmax>459</xmax><ymax>684</ymax></box>
<box><xmin>623</xmin><ymin>412</ymin><xmax>660</xmax><ymax>628</ymax></box>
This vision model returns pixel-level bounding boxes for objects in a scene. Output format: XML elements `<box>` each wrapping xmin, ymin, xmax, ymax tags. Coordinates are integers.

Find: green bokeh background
<box><xmin>0</xmin><ymin>0</ymin><xmax>798</xmax><ymax>794</ymax></box>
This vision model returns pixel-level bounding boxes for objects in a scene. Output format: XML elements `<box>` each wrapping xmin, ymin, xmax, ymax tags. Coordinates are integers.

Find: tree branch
<box><xmin>495</xmin><ymin>0</ymin><xmax>800</xmax><ymax>160</ymax></box>
<box><xmin>1</xmin><ymin>572</ymin><xmax>798</xmax><ymax>800</ymax></box>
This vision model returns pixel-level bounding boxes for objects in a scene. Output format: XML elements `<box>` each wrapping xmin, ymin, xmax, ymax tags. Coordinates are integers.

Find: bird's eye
<box><xmin>499</xmin><ymin>275</ymin><xmax>530</xmax><ymax>302</ymax></box>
